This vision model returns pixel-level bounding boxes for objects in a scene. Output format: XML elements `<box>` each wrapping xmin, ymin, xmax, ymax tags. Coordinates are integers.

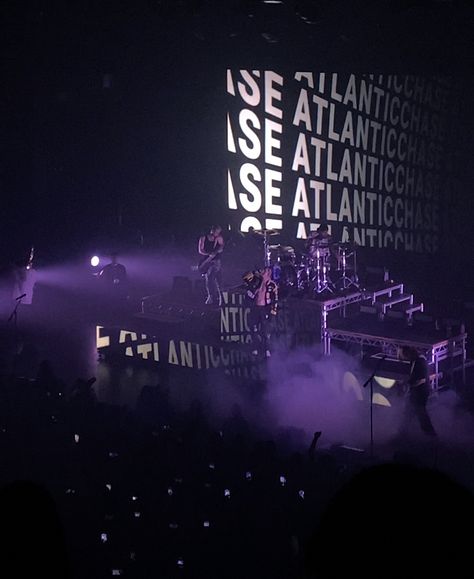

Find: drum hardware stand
<box><xmin>252</xmin><ymin>229</ymin><xmax>278</xmax><ymax>268</ymax></box>
<box><xmin>296</xmin><ymin>261</ymin><xmax>309</xmax><ymax>292</ymax></box>
<box><xmin>264</xmin><ymin>231</ymin><xmax>271</xmax><ymax>267</ymax></box>
<box><xmin>338</xmin><ymin>246</ymin><xmax>360</xmax><ymax>290</ymax></box>
<box><xmin>314</xmin><ymin>248</ymin><xmax>334</xmax><ymax>294</ymax></box>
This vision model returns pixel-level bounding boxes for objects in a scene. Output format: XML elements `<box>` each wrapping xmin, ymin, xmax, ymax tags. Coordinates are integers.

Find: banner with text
<box><xmin>226</xmin><ymin>72</ymin><xmax>451</xmax><ymax>253</ymax></box>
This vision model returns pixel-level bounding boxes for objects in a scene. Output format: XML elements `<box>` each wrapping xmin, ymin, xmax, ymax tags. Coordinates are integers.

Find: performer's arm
<box><xmin>410</xmin><ymin>373</ymin><xmax>427</xmax><ymax>387</ymax></box>
<box><xmin>215</xmin><ymin>235</ymin><xmax>224</xmax><ymax>254</ymax></box>
<box><xmin>412</xmin><ymin>378</ymin><xmax>427</xmax><ymax>387</ymax></box>
<box><xmin>198</xmin><ymin>236</ymin><xmax>208</xmax><ymax>256</ymax></box>
<box><xmin>270</xmin><ymin>281</ymin><xmax>278</xmax><ymax>314</ymax></box>
<box><xmin>245</xmin><ymin>272</ymin><xmax>259</xmax><ymax>300</ymax></box>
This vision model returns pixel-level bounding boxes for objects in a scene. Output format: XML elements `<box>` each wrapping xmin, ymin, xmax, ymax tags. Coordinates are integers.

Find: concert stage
<box><xmin>96</xmin><ymin>277</ymin><xmax>469</xmax><ymax>401</ymax></box>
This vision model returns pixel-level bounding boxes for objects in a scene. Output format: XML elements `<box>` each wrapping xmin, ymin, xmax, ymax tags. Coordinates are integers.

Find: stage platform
<box><xmin>326</xmin><ymin>313</ymin><xmax>467</xmax><ymax>389</ymax></box>
<box><xmin>95</xmin><ymin>278</ymin><xmax>469</xmax><ymax>393</ymax></box>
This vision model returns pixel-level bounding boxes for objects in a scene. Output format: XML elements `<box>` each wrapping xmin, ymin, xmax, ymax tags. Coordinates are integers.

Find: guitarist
<box><xmin>198</xmin><ymin>225</ymin><xmax>224</xmax><ymax>305</ymax></box>
<box><xmin>398</xmin><ymin>345</ymin><xmax>437</xmax><ymax>437</ymax></box>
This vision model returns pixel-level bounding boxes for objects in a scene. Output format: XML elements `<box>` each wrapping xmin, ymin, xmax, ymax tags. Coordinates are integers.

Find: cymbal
<box><xmin>268</xmin><ymin>244</ymin><xmax>295</xmax><ymax>254</ymax></box>
<box><xmin>310</xmin><ymin>240</ymin><xmax>332</xmax><ymax>247</ymax></box>
<box><xmin>253</xmin><ymin>228</ymin><xmax>279</xmax><ymax>236</ymax></box>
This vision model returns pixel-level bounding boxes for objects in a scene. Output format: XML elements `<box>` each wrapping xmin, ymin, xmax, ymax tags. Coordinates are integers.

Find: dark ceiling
<box><xmin>0</xmin><ymin>0</ymin><xmax>473</xmax><ymax>260</ymax></box>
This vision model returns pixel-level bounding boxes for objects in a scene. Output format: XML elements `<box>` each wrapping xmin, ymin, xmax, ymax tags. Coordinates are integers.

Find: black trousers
<box><xmin>204</xmin><ymin>261</ymin><xmax>222</xmax><ymax>303</ymax></box>
<box><xmin>249</xmin><ymin>305</ymin><xmax>272</xmax><ymax>351</ymax></box>
<box><xmin>401</xmin><ymin>384</ymin><xmax>437</xmax><ymax>436</ymax></box>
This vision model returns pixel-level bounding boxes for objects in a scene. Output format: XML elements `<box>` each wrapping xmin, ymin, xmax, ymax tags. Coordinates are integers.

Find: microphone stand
<box><xmin>7</xmin><ymin>295</ymin><xmax>26</xmax><ymax>377</ymax></box>
<box><xmin>8</xmin><ymin>294</ymin><xmax>26</xmax><ymax>331</ymax></box>
<box><xmin>362</xmin><ymin>354</ymin><xmax>387</xmax><ymax>459</ymax></box>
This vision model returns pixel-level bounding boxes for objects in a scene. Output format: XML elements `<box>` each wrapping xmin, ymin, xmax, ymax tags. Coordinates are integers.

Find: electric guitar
<box><xmin>396</xmin><ymin>376</ymin><xmax>428</xmax><ymax>397</ymax></box>
<box><xmin>191</xmin><ymin>253</ymin><xmax>219</xmax><ymax>275</ymax></box>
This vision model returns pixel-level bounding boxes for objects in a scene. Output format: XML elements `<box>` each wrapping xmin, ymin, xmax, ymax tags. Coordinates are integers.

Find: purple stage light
<box><xmin>90</xmin><ymin>255</ymin><xmax>100</xmax><ymax>267</ymax></box>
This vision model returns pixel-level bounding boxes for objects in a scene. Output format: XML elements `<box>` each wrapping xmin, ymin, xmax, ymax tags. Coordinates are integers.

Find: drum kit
<box><xmin>249</xmin><ymin>228</ymin><xmax>359</xmax><ymax>295</ymax></box>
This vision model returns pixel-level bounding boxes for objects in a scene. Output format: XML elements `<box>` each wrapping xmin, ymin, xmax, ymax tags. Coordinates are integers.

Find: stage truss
<box><xmin>311</xmin><ymin>284</ymin><xmax>468</xmax><ymax>390</ymax></box>
<box><xmin>137</xmin><ymin>280</ymin><xmax>469</xmax><ymax>391</ymax></box>
<box><xmin>326</xmin><ymin>327</ymin><xmax>467</xmax><ymax>388</ymax></box>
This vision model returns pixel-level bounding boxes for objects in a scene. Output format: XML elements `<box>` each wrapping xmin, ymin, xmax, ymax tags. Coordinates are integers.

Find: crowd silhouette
<box><xmin>0</xmin><ymin>353</ymin><xmax>473</xmax><ymax>578</ymax></box>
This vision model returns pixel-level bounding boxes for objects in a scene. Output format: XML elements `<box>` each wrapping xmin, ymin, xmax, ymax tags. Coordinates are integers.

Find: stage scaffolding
<box><xmin>316</xmin><ymin>284</ymin><xmax>468</xmax><ymax>390</ymax></box>
<box><xmin>138</xmin><ymin>280</ymin><xmax>469</xmax><ymax>390</ymax></box>
<box><xmin>324</xmin><ymin>327</ymin><xmax>467</xmax><ymax>390</ymax></box>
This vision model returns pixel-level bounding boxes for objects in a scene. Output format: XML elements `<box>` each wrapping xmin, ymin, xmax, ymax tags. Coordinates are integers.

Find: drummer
<box><xmin>306</xmin><ymin>223</ymin><xmax>333</xmax><ymax>258</ymax></box>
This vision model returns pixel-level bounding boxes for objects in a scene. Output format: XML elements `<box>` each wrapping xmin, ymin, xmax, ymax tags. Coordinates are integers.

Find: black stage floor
<box><xmin>328</xmin><ymin>311</ymin><xmax>452</xmax><ymax>346</ymax></box>
<box><xmin>1</xmin><ymin>282</ymin><xmax>474</xmax><ymax>485</ymax></box>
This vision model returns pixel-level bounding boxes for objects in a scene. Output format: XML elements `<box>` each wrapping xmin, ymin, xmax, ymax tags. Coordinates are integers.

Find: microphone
<box><xmin>362</xmin><ymin>354</ymin><xmax>387</xmax><ymax>387</ymax></box>
<box><xmin>15</xmin><ymin>293</ymin><xmax>27</xmax><ymax>300</ymax></box>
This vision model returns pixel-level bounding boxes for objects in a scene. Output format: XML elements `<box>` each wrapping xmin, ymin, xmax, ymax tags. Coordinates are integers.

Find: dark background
<box><xmin>1</xmin><ymin>0</ymin><xmax>473</xmax><ymax>295</ymax></box>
